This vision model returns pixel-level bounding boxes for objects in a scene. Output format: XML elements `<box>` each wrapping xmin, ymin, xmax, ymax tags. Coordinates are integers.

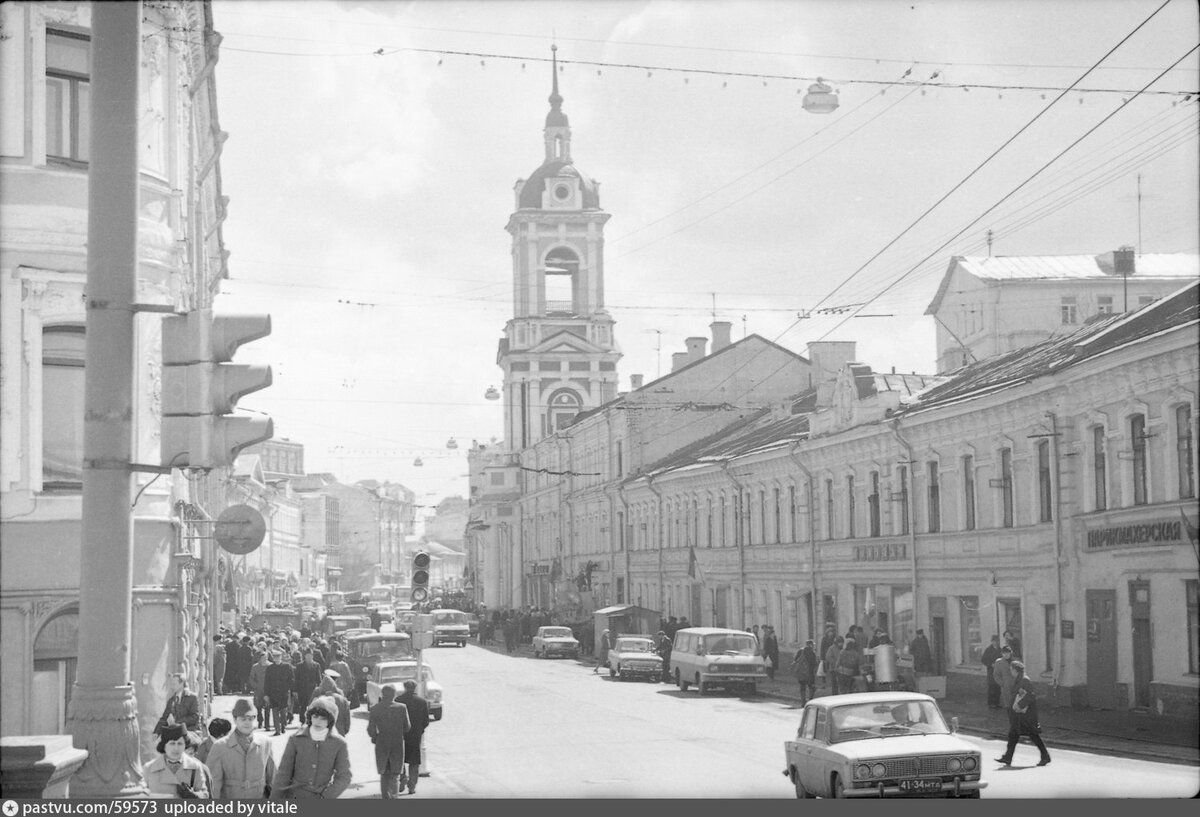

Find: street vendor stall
<box><xmin>592</xmin><ymin>604</ymin><xmax>662</xmax><ymax>658</ymax></box>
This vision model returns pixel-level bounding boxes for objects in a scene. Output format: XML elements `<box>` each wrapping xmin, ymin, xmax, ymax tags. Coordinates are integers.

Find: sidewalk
<box><xmin>478</xmin><ymin>638</ymin><xmax>1198</xmax><ymax>767</ymax></box>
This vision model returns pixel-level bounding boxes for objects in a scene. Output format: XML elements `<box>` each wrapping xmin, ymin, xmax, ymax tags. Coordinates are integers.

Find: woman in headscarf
<box><xmin>144</xmin><ymin>724</ymin><xmax>211</xmax><ymax>799</ymax></box>
<box><xmin>270</xmin><ymin>702</ymin><xmax>352</xmax><ymax>799</ymax></box>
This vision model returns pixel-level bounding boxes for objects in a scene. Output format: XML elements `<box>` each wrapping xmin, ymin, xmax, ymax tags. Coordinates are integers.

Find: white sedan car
<box><xmin>783</xmin><ymin>692</ymin><xmax>985</xmax><ymax>799</ymax></box>
<box><xmin>365</xmin><ymin>660</ymin><xmax>444</xmax><ymax>721</ymax></box>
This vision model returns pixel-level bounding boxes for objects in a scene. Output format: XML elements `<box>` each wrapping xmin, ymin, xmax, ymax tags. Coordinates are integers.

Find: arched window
<box><xmin>542</xmin><ymin>248</ymin><xmax>579</xmax><ymax>315</ymax></box>
<box><xmin>33</xmin><ymin>606</ymin><xmax>79</xmax><ymax>734</ymax></box>
<box><xmin>43</xmin><ymin>325</ymin><xmax>86</xmax><ymax>488</ymax></box>
<box><xmin>547</xmin><ymin>388</ymin><xmax>581</xmax><ymax>431</ymax></box>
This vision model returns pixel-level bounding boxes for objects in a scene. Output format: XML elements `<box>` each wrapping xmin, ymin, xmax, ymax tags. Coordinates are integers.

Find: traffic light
<box><xmin>161</xmin><ymin>308</ymin><xmax>273</xmax><ymax>468</ymax></box>
<box><xmin>411</xmin><ymin>551</ymin><xmax>431</xmax><ymax>603</ymax></box>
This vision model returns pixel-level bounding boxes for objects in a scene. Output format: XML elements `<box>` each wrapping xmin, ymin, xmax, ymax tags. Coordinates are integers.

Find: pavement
<box><xmin>475</xmin><ymin>637</ymin><xmax>1199</xmax><ymax>768</ymax></box>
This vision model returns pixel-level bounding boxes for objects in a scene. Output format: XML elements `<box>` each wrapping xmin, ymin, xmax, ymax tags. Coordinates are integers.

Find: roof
<box><xmin>926</xmin><ymin>252</ymin><xmax>1199</xmax><ymax>313</ymax></box>
<box><xmin>517</xmin><ymin>161</ymin><xmax>601</xmax><ymax>209</ymax></box>
<box><xmin>908</xmin><ymin>280</ymin><xmax>1199</xmax><ymax>411</ymax></box>
<box><xmin>640</xmin><ymin>409</ymin><xmax>809</xmax><ymax>478</ymax></box>
<box><xmin>806</xmin><ymin>691</ymin><xmax>936</xmax><ymax>707</ymax></box>
<box><xmin>594</xmin><ymin>604</ymin><xmax>661</xmax><ymax>617</ymax></box>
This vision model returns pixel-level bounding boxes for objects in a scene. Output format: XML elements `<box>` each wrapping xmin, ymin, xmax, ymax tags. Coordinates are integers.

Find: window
<box><xmin>1131</xmin><ymin>414</ymin><xmax>1148</xmax><ymax>506</ymax></box>
<box><xmin>868</xmin><ymin>471</ymin><xmax>881</xmax><ymax>537</ymax></box>
<box><xmin>46</xmin><ymin>30</ymin><xmax>91</xmax><ymax>163</ymax></box>
<box><xmin>1060</xmin><ymin>296</ymin><xmax>1077</xmax><ymax>325</ymax></box>
<box><xmin>489</xmin><ymin>472</ymin><xmax>505</xmax><ymax>486</ymax></box>
<box><xmin>719</xmin><ymin>495</ymin><xmax>726</xmax><ymax>546</ymax></box>
<box><xmin>616</xmin><ymin>441</ymin><xmax>623</xmax><ymax>477</ymax></box>
<box><xmin>1188</xmin><ymin>580</ymin><xmax>1199</xmax><ymax>675</ymax></box>
<box><xmin>1093</xmin><ymin>426</ymin><xmax>1107</xmax><ymax>510</ymax></box>
<box><xmin>1037</xmin><ymin>440</ymin><xmax>1053</xmax><ymax>523</ymax></box>
<box><xmin>1043</xmin><ymin>604</ymin><xmax>1056</xmax><ymax>673</ymax></box>
<box><xmin>1177</xmin><ymin>405</ymin><xmax>1195</xmax><ymax>499</ymax></box>
<box><xmin>1000</xmin><ymin>449</ymin><xmax>1014</xmax><ymax>527</ymax></box>
<box><xmin>963</xmin><ymin>455</ymin><xmax>976</xmax><ymax>530</ymax></box>
<box><xmin>1097</xmin><ymin>295</ymin><xmax>1114</xmax><ymax>315</ymax></box>
<box><xmin>789</xmin><ymin>485</ymin><xmax>797</xmax><ymax>542</ymax></box>
<box><xmin>897</xmin><ymin>465</ymin><xmax>909</xmax><ymax>535</ymax></box>
<box><xmin>773</xmin><ymin>487</ymin><xmax>781</xmax><ymax>543</ymax></box>
<box><xmin>43</xmin><ymin>326</ymin><xmax>86</xmax><ymax>487</ymax></box>
<box><xmin>846</xmin><ymin>476</ymin><xmax>856</xmax><ymax>538</ymax></box>
<box><xmin>706</xmin><ymin>499</ymin><xmax>713</xmax><ymax>548</ymax></box>
<box><xmin>926</xmin><ymin>462</ymin><xmax>940</xmax><ymax>533</ymax></box>
<box><xmin>547</xmin><ymin>389</ymin><xmax>581</xmax><ymax>431</ymax></box>
<box><xmin>825</xmin><ymin>479</ymin><xmax>835</xmax><ymax>540</ymax></box>
<box><xmin>759</xmin><ymin>490</ymin><xmax>767</xmax><ymax>544</ymax></box>
<box><xmin>959</xmin><ymin>595</ymin><xmax>983</xmax><ymax>665</ymax></box>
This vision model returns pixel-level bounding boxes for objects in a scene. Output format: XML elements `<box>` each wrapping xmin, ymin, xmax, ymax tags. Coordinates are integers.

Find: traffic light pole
<box><xmin>67</xmin><ymin>2</ymin><xmax>147</xmax><ymax>797</ymax></box>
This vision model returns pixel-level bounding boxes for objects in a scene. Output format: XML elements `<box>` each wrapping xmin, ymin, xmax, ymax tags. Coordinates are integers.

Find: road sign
<box><xmin>214</xmin><ymin>504</ymin><xmax>266</xmax><ymax>554</ymax></box>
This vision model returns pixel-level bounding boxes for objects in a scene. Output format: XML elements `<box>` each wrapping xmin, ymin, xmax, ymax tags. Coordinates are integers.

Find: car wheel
<box><xmin>676</xmin><ymin>669</ymin><xmax>689</xmax><ymax>691</ymax></box>
<box><xmin>791</xmin><ymin>769</ymin><xmax>811</xmax><ymax>799</ymax></box>
<box><xmin>698</xmin><ymin>680</ymin><xmax>709</xmax><ymax>695</ymax></box>
<box><xmin>831</xmin><ymin>774</ymin><xmax>847</xmax><ymax>799</ymax></box>
<box><xmin>609</xmin><ymin>664</ymin><xmax>616</xmax><ymax>678</ymax></box>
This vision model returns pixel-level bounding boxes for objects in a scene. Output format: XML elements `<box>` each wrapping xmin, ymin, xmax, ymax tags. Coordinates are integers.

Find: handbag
<box><xmin>815</xmin><ymin>660</ymin><xmax>825</xmax><ymax>678</ymax></box>
<box><xmin>1012</xmin><ymin>688</ymin><xmax>1030</xmax><ymax>714</ymax></box>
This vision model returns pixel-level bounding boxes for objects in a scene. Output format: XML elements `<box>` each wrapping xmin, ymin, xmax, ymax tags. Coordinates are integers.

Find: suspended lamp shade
<box><xmin>446</xmin><ymin>437</ymin><xmax>458</xmax><ymax>449</ymax></box>
<box><xmin>484</xmin><ymin>386</ymin><xmax>500</xmax><ymax>400</ymax></box>
<box><xmin>413</xmin><ymin>457</ymin><xmax>424</xmax><ymax>466</ymax></box>
<box><xmin>802</xmin><ymin>80</ymin><xmax>839</xmax><ymax>114</ymax></box>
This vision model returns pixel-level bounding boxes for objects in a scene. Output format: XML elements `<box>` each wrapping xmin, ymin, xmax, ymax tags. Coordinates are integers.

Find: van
<box><xmin>430</xmin><ymin>608</ymin><xmax>470</xmax><ymax>647</ymax></box>
<box><xmin>670</xmin><ymin>627</ymin><xmax>768</xmax><ymax>695</ymax></box>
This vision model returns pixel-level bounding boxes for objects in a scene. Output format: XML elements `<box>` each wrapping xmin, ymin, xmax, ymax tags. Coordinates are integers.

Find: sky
<box><xmin>207</xmin><ymin>0</ymin><xmax>1200</xmax><ymax>505</ymax></box>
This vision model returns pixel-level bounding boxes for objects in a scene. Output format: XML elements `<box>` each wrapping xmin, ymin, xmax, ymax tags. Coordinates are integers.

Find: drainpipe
<box><xmin>788</xmin><ymin>442</ymin><xmax>820</xmax><ymax>639</ymax></box>
<box><xmin>889</xmin><ymin>419</ymin><xmax>920</xmax><ymax>633</ymax></box>
<box><xmin>617</xmin><ymin>482</ymin><xmax>631</xmax><ymax>605</ymax></box>
<box><xmin>1047</xmin><ymin>411</ymin><xmax>1066</xmax><ymax>695</ymax></box>
<box><xmin>647</xmin><ymin>475</ymin><xmax>664</xmax><ymax>613</ymax></box>
<box><xmin>721</xmin><ymin>461</ymin><xmax>746</xmax><ymax>628</ymax></box>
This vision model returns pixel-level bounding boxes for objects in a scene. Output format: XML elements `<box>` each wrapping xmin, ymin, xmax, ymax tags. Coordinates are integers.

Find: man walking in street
<box><xmin>790</xmin><ymin>640</ymin><xmax>819</xmax><ymax>705</ymax></box>
<box><xmin>981</xmin><ymin>635</ymin><xmax>1003</xmax><ymax>709</ymax></box>
<box><xmin>207</xmin><ymin>699</ymin><xmax>276</xmax><ymax>799</ymax></box>
<box><xmin>396</xmin><ymin>679</ymin><xmax>430</xmax><ymax>795</ymax></box>
<box><xmin>995</xmin><ymin>660</ymin><xmax>1051</xmax><ymax>767</ymax></box>
<box><xmin>263</xmin><ymin>650</ymin><xmax>295</xmax><ymax>736</ymax></box>
<box><xmin>248</xmin><ymin>650</ymin><xmax>271</xmax><ymax>732</ymax></box>
<box><xmin>367</xmin><ymin>684</ymin><xmax>410</xmax><ymax>799</ymax></box>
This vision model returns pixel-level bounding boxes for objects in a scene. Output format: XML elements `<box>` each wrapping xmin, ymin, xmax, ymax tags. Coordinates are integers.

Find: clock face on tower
<box><xmin>554</xmin><ymin>183</ymin><xmax>571</xmax><ymax>201</ymax></box>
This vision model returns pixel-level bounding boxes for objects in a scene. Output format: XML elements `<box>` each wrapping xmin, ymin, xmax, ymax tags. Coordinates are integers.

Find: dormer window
<box><xmin>554</xmin><ymin>183</ymin><xmax>570</xmax><ymax>200</ymax></box>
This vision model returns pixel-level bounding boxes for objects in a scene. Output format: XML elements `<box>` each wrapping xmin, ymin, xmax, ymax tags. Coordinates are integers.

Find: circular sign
<box><xmin>214</xmin><ymin>504</ymin><xmax>266</xmax><ymax>555</ymax></box>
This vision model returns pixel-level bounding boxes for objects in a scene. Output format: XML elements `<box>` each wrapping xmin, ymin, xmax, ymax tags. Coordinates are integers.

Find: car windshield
<box><xmin>434</xmin><ymin>612</ymin><xmax>468</xmax><ymax>625</ymax></box>
<box><xmin>702</xmin><ymin>634</ymin><xmax>758</xmax><ymax>655</ymax></box>
<box><xmin>541</xmin><ymin>627</ymin><xmax>572</xmax><ymax>638</ymax></box>
<box><xmin>828</xmin><ymin>701</ymin><xmax>950</xmax><ymax>743</ymax></box>
<box><xmin>379</xmin><ymin>665</ymin><xmax>434</xmax><ymax>683</ymax></box>
<box><xmin>615</xmin><ymin>638</ymin><xmax>654</xmax><ymax>652</ymax></box>
<box><xmin>354</xmin><ymin>639</ymin><xmax>413</xmax><ymax>661</ymax></box>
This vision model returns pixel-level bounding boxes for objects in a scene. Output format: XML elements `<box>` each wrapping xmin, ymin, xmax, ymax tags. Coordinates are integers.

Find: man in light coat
<box><xmin>208</xmin><ymin>699</ymin><xmax>277</xmax><ymax>799</ymax></box>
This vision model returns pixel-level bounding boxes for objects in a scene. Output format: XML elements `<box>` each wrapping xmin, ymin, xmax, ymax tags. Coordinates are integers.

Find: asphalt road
<box><xmin>222</xmin><ymin>643</ymin><xmax>1200</xmax><ymax>799</ymax></box>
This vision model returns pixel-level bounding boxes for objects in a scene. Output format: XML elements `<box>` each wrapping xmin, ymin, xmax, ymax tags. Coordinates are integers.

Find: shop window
<box><xmin>959</xmin><ymin>596</ymin><xmax>983</xmax><ymax>665</ymax></box>
<box><xmin>43</xmin><ymin>325</ymin><xmax>86</xmax><ymax>488</ymax></box>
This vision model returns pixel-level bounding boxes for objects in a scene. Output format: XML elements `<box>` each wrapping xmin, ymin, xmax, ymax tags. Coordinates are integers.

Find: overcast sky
<box><xmin>208</xmin><ymin>0</ymin><xmax>1199</xmax><ymax>503</ymax></box>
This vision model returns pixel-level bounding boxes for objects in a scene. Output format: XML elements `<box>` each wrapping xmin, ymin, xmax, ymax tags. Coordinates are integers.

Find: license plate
<box><xmin>898</xmin><ymin>778</ymin><xmax>943</xmax><ymax>794</ymax></box>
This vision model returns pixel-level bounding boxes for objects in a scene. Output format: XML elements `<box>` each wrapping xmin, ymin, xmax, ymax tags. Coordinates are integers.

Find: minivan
<box><xmin>670</xmin><ymin>627</ymin><xmax>768</xmax><ymax>695</ymax></box>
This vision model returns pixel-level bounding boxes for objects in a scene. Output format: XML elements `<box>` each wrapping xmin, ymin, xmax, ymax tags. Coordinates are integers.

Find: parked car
<box><xmin>532</xmin><ymin>626</ymin><xmax>580</xmax><ymax>659</ymax></box>
<box><xmin>346</xmin><ymin>632</ymin><xmax>415</xmax><ymax>707</ymax></box>
<box><xmin>782</xmin><ymin>692</ymin><xmax>986</xmax><ymax>799</ymax></box>
<box><xmin>607</xmin><ymin>635</ymin><xmax>664</xmax><ymax>681</ymax></box>
<box><xmin>364</xmin><ymin>660</ymin><xmax>444</xmax><ymax>721</ymax></box>
<box><xmin>670</xmin><ymin>627</ymin><xmax>768</xmax><ymax>695</ymax></box>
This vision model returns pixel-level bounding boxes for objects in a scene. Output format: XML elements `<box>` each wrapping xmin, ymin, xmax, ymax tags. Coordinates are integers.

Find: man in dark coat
<box><xmin>212</xmin><ymin>636</ymin><xmax>227</xmax><ymax>696</ymax></box>
<box><xmin>154</xmin><ymin>673</ymin><xmax>200</xmax><ymax>737</ymax></box>
<box><xmin>995</xmin><ymin>660</ymin><xmax>1051</xmax><ymax>766</ymax></box>
<box><xmin>818</xmin><ymin>625</ymin><xmax>837</xmax><ymax>664</ymax></box>
<box><xmin>294</xmin><ymin>652</ymin><xmax>323</xmax><ymax>714</ymax></box>
<box><xmin>790</xmin><ymin>640</ymin><xmax>819</xmax><ymax>704</ymax></box>
<box><xmin>762</xmin><ymin>626</ymin><xmax>780</xmax><ymax>680</ymax></box>
<box><xmin>909</xmin><ymin>628</ymin><xmax>934</xmax><ymax>674</ymax></box>
<box><xmin>395</xmin><ymin>679</ymin><xmax>430</xmax><ymax>795</ymax></box>
<box><xmin>367</xmin><ymin>684</ymin><xmax>410</xmax><ymax>799</ymax></box>
<box><xmin>263</xmin><ymin>651</ymin><xmax>295</xmax><ymax>736</ymax></box>
<box><xmin>981</xmin><ymin>635</ymin><xmax>1003</xmax><ymax>709</ymax></box>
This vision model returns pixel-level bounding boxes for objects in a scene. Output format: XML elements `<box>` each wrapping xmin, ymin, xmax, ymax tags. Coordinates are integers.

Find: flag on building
<box><xmin>688</xmin><ymin>546</ymin><xmax>706</xmax><ymax>585</ymax></box>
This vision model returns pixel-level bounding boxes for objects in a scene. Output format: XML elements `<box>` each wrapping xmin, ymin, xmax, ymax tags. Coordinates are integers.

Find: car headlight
<box><xmin>871</xmin><ymin>763</ymin><xmax>886</xmax><ymax>778</ymax></box>
<box><xmin>963</xmin><ymin>756</ymin><xmax>977</xmax><ymax>771</ymax></box>
<box><xmin>708</xmin><ymin>664</ymin><xmax>720</xmax><ymax>672</ymax></box>
<box><xmin>855</xmin><ymin>764</ymin><xmax>871</xmax><ymax>780</ymax></box>
<box><xmin>427</xmin><ymin>690</ymin><xmax>442</xmax><ymax>702</ymax></box>
<box><xmin>947</xmin><ymin>757</ymin><xmax>962</xmax><ymax>772</ymax></box>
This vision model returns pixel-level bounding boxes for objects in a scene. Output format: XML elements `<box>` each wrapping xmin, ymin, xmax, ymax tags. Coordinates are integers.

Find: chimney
<box><xmin>671</xmin><ymin>351</ymin><xmax>690</xmax><ymax>372</ymax></box>
<box><xmin>710</xmin><ymin>321</ymin><xmax>733</xmax><ymax>352</ymax></box>
<box><xmin>1114</xmin><ymin>245</ymin><xmax>1136</xmax><ymax>276</ymax></box>
<box><xmin>630</xmin><ymin>373</ymin><xmax>644</xmax><ymax>390</ymax></box>
<box><xmin>685</xmin><ymin>336</ymin><xmax>707</xmax><ymax>364</ymax></box>
<box><xmin>807</xmin><ymin>340</ymin><xmax>857</xmax><ymax>407</ymax></box>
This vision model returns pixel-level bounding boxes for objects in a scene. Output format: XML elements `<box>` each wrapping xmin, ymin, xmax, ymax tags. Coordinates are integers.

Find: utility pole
<box><xmin>68</xmin><ymin>2</ymin><xmax>146</xmax><ymax>797</ymax></box>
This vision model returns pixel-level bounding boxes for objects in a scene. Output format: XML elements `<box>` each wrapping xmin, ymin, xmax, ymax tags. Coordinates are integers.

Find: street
<box><xmin>220</xmin><ymin>643</ymin><xmax>1199</xmax><ymax>799</ymax></box>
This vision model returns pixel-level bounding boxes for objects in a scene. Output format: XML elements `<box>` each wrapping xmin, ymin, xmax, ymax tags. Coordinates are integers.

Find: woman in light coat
<box><xmin>144</xmin><ymin>725</ymin><xmax>210</xmax><ymax>799</ymax></box>
<box><xmin>271</xmin><ymin>703</ymin><xmax>352</xmax><ymax>799</ymax></box>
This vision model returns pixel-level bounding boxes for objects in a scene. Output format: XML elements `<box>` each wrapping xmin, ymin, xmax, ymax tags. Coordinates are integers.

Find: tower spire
<box><xmin>549</xmin><ymin>44</ymin><xmax>562</xmax><ymax>112</ymax></box>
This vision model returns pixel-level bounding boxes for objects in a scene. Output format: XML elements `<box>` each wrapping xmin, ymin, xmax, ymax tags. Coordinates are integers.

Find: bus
<box><xmin>322</xmin><ymin>590</ymin><xmax>346</xmax><ymax>614</ymax></box>
<box><xmin>368</xmin><ymin>585</ymin><xmax>393</xmax><ymax>607</ymax></box>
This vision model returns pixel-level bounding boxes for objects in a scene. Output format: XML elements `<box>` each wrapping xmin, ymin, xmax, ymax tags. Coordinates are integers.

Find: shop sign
<box><xmin>1085</xmin><ymin>519</ymin><xmax>1183</xmax><ymax>550</ymax></box>
<box><xmin>853</xmin><ymin>542</ymin><xmax>907</xmax><ymax>562</ymax></box>
<box><xmin>530</xmin><ymin>563</ymin><xmax>550</xmax><ymax>575</ymax></box>
<box><xmin>1060</xmin><ymin>620</ymin><xmax>1074</xmax><ymax>639</ymax></box>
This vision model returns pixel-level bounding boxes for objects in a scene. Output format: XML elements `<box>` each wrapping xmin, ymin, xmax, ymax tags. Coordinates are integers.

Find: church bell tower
<box><xmin>497</xmin><ymin>46</ymin><xmax>621</xmax><ymax>450</ymax></box>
